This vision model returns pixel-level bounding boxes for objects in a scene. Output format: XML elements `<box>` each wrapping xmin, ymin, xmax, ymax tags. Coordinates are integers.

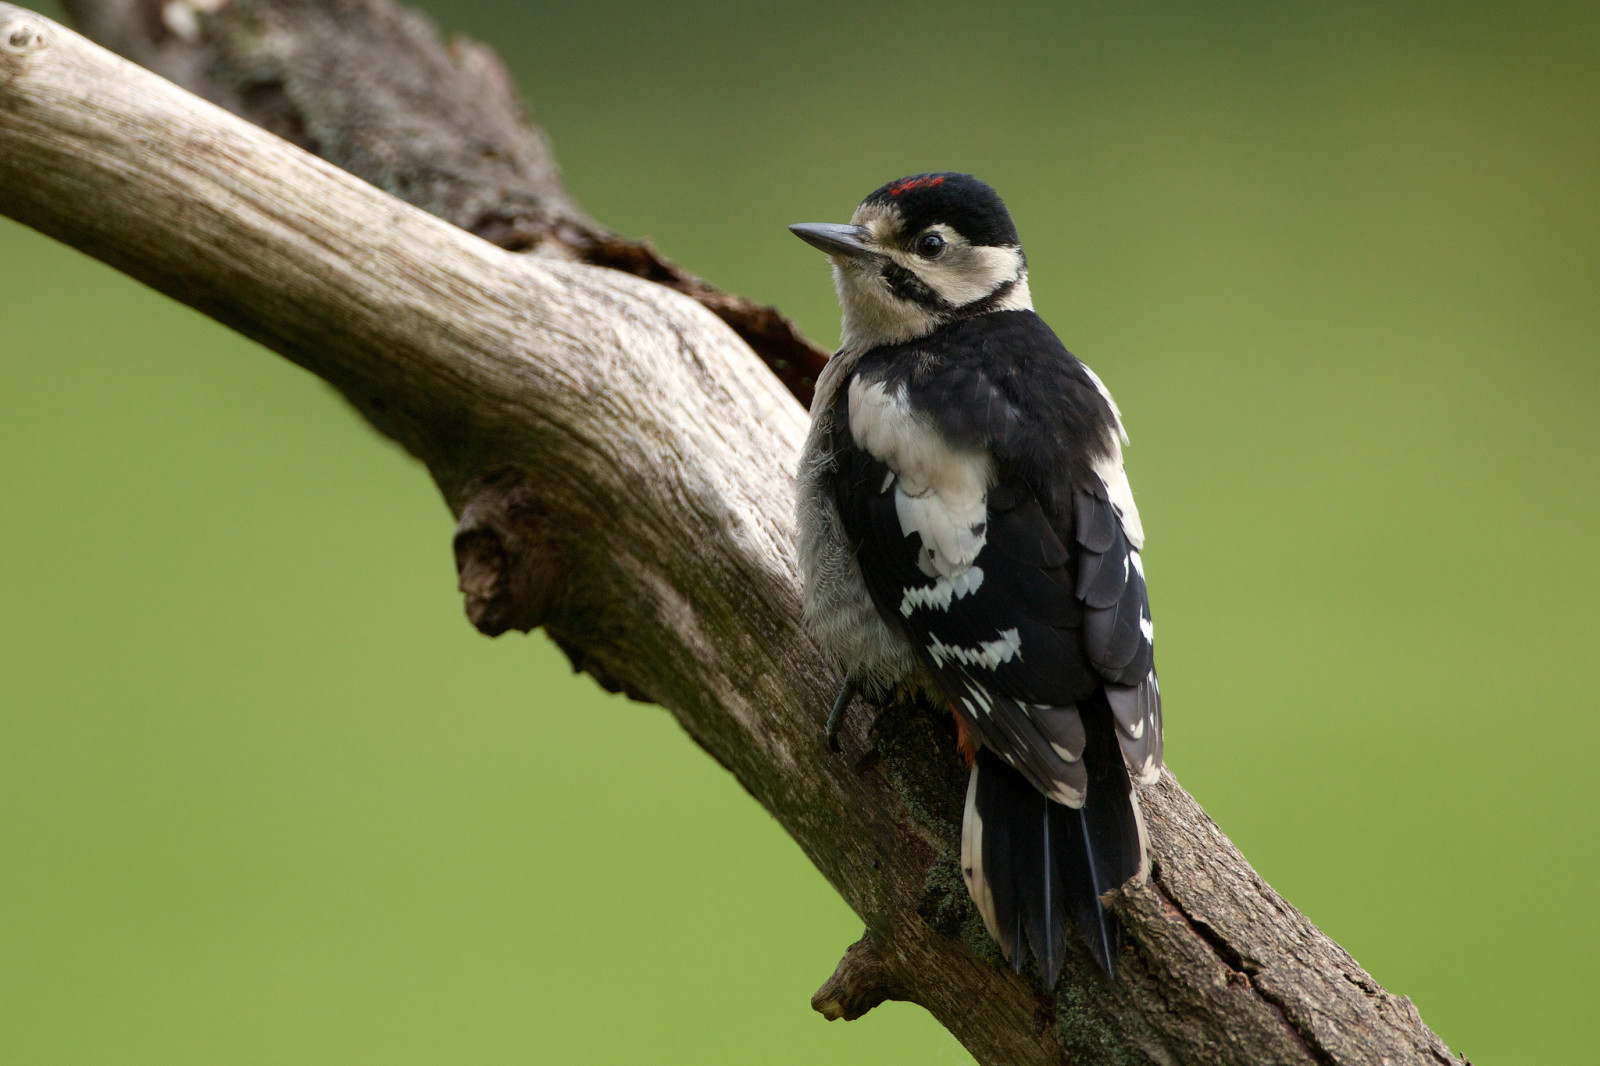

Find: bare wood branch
<box><xmin>57</xmin><ymin>0</ymin><xmax>830</xmax><ymax>404</ymax></box>
<box><xmin>0</xmin><ymin>7</ymin><xmax>1463</xmax><ymax>1064</ymax></box>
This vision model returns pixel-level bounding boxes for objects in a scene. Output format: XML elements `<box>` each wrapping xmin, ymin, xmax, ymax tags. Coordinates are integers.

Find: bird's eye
<box><xmin>915</xmin><ymin>233</ymin><xmax>947</xmax><ymax>259</ymax></box>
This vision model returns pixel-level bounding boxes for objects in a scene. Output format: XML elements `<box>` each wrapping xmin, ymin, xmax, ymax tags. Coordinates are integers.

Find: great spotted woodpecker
<box><xmin>792</xmin><ymin>174</ymin><xmax>1162</xmax><ymax>985</ymax></box>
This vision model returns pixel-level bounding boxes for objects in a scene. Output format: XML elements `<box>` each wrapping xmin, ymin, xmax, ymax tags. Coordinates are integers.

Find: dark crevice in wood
<box><xmin>1156</xmin><ymin>873</ymin><xmax>1250</xmax><ymax>976</ymax></box>
<box><xmin>238</xmin><ymin>78</ymin><xmax>317</xmax><ymax>152</ymax></box>
<box><xmin>850</xmin><ymin>747</ymin><xmax>881</xmax><ymax>779</ymax></box>
<box><xmin>1151</xmin><ymin>874</ymin><xmax>1337</xmax><ymax>1066</ymax></box>
<box><xmin>1252</xmin><ymin>993</ymin><xmax>1337</xmax><ymax>1066</ymax></box>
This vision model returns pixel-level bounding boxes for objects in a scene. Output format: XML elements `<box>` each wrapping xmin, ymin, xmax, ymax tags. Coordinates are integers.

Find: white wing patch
<box><xmin>928</xmin><ymin>628</ymin><xmax>1022</xmax><ymax>671</ymax></box>
<box><xmin>1080</xmin><ymin>360</ymin><xmax>1144</xmax><ymax>550</ymax></box>
<box><xmin>1079</xmin><ymin>362</ymin><xmax>1129</xmax><ymax>446</ymax></box>
<box><xmin>900</xmin><ymin>566</ymin><xmax>985</xmax><ymax>616</ymax></box>
<box><xmin>848</xmin><ymin>376</ymin><xmax>994</xmax><ymax>578</ymax></box>
<box><xmin>1090</xmin><ymin>450</ymin><xmax>1144</xmax><ymax>551</ymax></box>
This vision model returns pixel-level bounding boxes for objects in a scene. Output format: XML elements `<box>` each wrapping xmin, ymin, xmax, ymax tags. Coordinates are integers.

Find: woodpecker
<box><xmin>791</xmin><ymin>174</ymin><xmax>1162</xmax><ymax>985</ymax></box>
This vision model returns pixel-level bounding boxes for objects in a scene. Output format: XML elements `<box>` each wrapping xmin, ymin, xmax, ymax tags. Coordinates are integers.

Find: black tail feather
<box><xmin>963</xmin><ymin>692</ymin><xmax>1143</xmax><ymax>984</ymax></box>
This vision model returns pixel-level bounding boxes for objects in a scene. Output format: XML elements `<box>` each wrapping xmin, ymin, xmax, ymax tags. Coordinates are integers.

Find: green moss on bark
<box><xmin>870</xmin><ymin>695</ymin><xmax>967</xmax><ymax>843</ymax></box>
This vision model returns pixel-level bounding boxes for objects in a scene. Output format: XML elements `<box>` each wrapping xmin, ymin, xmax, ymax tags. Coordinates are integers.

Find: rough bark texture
<box><xmin>0</xmin><ymin>5</ymin><xmax>1464</xmax><ymax>1064</ymax></box>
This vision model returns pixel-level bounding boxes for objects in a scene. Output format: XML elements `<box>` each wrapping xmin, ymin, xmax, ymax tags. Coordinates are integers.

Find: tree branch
<box><xmin>57</xmin><ymin>0</ymin><xmax>829</xmax><ymax>405</ymax></box>
<box><xmin>0</xmin><ymin>6</ymin><xmax>1462</xmax><ymax>1064</ymax></box>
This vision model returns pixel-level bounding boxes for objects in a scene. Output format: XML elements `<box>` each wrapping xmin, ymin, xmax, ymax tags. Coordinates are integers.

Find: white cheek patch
<box><xmin>834</xmin><ymin>259</ymin><xmax>941</xmax><ymax>348</ymax></box>
<box><xmin>849</xmin><ymin>377</ymin><xmax>994</xmax><ymax>578</ymax></box>
<box><xmin>832</xmin><ymin>205</ymin><xmax>1030</xmax><ymax>347</ymax></box>
<box><xmin>917</xmin><ymin>243</ymin><xmax>1027</xmax><ymax>308</ymax></box>
<box><xmin>993</xmin><ymin>275</ymin><xmax>1033</xmax><ymax>312</ymax></box>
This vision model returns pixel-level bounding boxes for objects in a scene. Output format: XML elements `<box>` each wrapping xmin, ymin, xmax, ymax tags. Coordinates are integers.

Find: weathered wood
<box><xmin>0</xmin><ymin>6</ymin><xmax>1463</xmax><ymax>1064</ymax></box>
<box><xmin>56</xmin><ymin>0</ymin><xmax>829</xmax><ymax>405</ymax></box>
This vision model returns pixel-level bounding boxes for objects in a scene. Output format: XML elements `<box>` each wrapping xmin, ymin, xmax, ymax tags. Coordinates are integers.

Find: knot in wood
<box><xmin>453</xmin><ymin>469</ymin><xmax>562</xmax><ymax>637</ymax></box>
<box><xmin>2</xmin><ymin>10</ymin><xmax>49</xmax><ymax>56</ymax></box>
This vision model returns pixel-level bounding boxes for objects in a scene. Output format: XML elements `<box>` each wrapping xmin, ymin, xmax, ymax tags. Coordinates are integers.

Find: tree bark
<box><xmin>0</xmin><ymin>5</ymin><xmax>1464</xmax><ymax>1064</ymax></box>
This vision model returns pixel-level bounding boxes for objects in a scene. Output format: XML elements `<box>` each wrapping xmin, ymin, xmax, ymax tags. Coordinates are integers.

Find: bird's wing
<box><xmin>830</xmin><ymin>312</ymin><xmax>1161</xmax><ymax>799</ymax></box>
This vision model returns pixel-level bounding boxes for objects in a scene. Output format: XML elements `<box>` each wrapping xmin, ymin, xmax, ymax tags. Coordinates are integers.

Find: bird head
<box><xmin>791</xmin><ymin>173</ymin><xmax>1032</xmax><ymax>349</ymax></box>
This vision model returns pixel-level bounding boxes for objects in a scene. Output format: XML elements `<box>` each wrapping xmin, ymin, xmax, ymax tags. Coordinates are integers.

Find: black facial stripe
<box><xmin>881</xmin><ymin>261</ymin><xmax>952</xmax><ymax>311</ymax></box>
<box><xmin>881</xmin><ymin>264</ymin><xmax>1020</xmax><ymax>321</ymax></box>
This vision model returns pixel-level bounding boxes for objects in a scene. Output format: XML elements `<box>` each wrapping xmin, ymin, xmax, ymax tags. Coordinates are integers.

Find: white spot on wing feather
<box><xmin>1047</xmin><ymin>781</ymin><xmax>1085</xmax><ymax>805</ymax></box>
<box><xmin>927</xmin><ymin>628</ymin><xmax>1022</xmax><ymax>670</ymax></box>
<box><xmin>900</xmin><ymin>566</ymin><xmax>984</xmax><ymax>615</ymax></box>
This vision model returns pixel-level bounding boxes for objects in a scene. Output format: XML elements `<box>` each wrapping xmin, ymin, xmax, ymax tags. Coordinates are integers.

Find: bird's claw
<box><xmin>825</xmin><ymin>675</ymin><xmax>859</xmax><ymax>752</ymax></box>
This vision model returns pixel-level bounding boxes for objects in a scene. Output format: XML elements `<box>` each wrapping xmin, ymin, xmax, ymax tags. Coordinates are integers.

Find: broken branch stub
<box><xmin>453</xmin><ymin>469</ymin><xmax>562</xmax><ymax>637</ymax></box>
<box><xmin>812</xmin><ymin>933</ymin><xmax>896</xmax><ymax>1022</ymax></box>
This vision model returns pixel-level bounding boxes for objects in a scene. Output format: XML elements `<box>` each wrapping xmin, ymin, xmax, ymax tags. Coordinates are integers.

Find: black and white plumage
<box><xmin>792</xmin><ymin>174</ymin><xmax>1162</xmax><ymax>985</ymax></box>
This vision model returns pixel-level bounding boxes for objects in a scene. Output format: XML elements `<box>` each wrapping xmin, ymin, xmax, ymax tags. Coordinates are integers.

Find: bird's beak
<box><xmin>789</xmin><ymin>223</ymin><xmax>879</xmax><ymax>261</ymax></box>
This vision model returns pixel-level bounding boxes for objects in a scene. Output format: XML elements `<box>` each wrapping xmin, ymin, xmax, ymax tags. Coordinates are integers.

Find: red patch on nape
<box><xmin>888</xmin><ymin>175</ymin><xmax>946</xmax><ymax>196</ymax></box>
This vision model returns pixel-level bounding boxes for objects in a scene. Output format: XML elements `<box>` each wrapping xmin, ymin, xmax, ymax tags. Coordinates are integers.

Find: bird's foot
<box><xmin>825</xmin><ymin>675</ymin><xmax>860</xmax><ymax>752</ymax></box>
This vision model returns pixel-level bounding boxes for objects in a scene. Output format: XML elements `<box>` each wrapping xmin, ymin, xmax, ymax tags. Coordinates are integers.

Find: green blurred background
<box><xmin>2</xmin><ymin>0</ymin><xmax>1596</xmax><ymax>1061</ymax></box>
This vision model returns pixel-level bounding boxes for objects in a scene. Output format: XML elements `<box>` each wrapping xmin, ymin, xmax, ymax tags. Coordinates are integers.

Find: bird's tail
<box><xmin>960</xmin><ymin>692</ymin><xmax>1147</xmax><ymax>984</ymax></box>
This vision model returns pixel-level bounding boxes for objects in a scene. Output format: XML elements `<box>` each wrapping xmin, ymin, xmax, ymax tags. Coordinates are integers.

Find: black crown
<box><xmin>862</xmin><ymin>173</ymin><xmax>1020</xmax><ymax>249</ymax></box>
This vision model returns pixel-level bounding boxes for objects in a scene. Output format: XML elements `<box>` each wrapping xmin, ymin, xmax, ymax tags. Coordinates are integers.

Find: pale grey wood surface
<box><xmin>0</xmin><ymin>6</ymin><xmax>1462</xmax><ymax>1063</ymax></box>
